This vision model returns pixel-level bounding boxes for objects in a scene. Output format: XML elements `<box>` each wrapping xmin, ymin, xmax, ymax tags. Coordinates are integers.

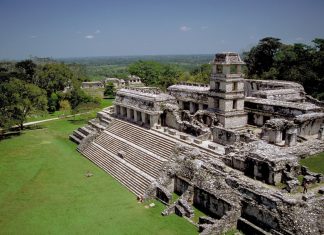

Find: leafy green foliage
<box><xmin>244</xmin><ymin>37</ymin><xmax>324</xmax><ymax>100</ymax></box>
<box><xmin>0</xmin><ymin>79</ymin><xmax>47</xmax><ymax>129</ymax></box>
<box><xmin>104</xmin><ymin>82</ymin><xmax>116</xmax><ymax>98</ymax></box>
<box><xmin>36</xmin><ymin>63</ymin><xmax>74</xmax><ymax>96</ymax></box>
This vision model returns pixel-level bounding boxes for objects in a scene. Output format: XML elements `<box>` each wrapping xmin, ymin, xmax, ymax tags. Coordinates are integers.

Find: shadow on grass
<box><xmin>0</xmin><ymin>125</ymin><xmax>45</xmax><ymax>141</ymax></box>
<box><xmin>0</xmin><ymin>131</ymin><xmax>23</xmax><ymax>141</ymax></box>
<box><xmin>67</xmin><ymin>118</ymin><xmax>88</xmax><ymax>125</ymax></box>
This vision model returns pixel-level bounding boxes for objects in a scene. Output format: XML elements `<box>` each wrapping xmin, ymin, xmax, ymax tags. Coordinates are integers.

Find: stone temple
<box><xmin>70</xmin><ymin>52</ymin><xmax>324</xmax><ymax>235</ymax></box>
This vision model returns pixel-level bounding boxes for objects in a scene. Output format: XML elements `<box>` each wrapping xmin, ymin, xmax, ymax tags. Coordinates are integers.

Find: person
<box><xmin>303</xmin><ymin>181</ymin><xmax>308</xmax><ymax>194</ymax></box>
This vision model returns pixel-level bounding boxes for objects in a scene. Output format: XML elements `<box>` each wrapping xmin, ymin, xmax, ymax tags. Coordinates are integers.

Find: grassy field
<box><xmin>0</xmin><ymin>115</ymin><xmax>197</xmax><ymax>235</ymax></box>
<box><xmin>299</xmin><ymin>152</ymin><xmax>324</xmax><ymax>174</ymax></box>
<box><xmin>27</xmin><ymin>98</ymin><xmax>114</xmax><ymax>123</ymax></box>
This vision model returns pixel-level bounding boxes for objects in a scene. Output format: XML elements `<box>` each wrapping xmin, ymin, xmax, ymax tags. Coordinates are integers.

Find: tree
<box><xmin>59</xmin><ymin>100</ymin><xmax>71</xmax><ymax>117</ymax></box>
<box><xmin>244</xmin><ymin>37</ymin><xmax>282</xmax><ymax>77</ymax></box>
<box><xmin>48</xmin><ymin>92</ymin><xmax>59</xmax><ymax>112</ymax></box>
<box><xmin>157</xmin><ymin>65</ymin><xmax>181</xmax><ymax>90</ymax></box>
<box><xmin>244</xmin><ymin>37</ymin><xmax>324</xmax><ymax>100</ymax></box>
<box><xmin>15</xmin><ymin>60</ymin><xmax>37</xmax><ymax>83</ymax></box>
<box><xmin>0</xmin><ymin>79</ymin><xmax>47</xmax><ymax>130</ymax></box>
<box><xmin>36</xmin><ymin>63</ymin><xmax>74</xmax><ymax>96</ymax></box>
<box><xmin>128</xmin><ymin>60</ymin><xmax>162</xmax><ymax>86</ymax></box>
<box><xmin>104</xmin><ymin>82</ymin><xmax>116</xmax><ymax>98</ymax></box>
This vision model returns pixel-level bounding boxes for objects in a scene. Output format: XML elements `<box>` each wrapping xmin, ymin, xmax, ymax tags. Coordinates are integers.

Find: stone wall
<box><xmin>212</xmin><ymin>126</ymin><xmax>240</xmax><ymax>145</ymax></box>
<box><xmin>193</xmin><ymin>187</ymin><xmax>232</xmax><ymax>219</ymax></box>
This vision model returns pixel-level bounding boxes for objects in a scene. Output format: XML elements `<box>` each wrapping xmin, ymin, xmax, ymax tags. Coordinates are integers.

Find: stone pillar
<box><xmin>150</xmin><ymin>115</ymin><xmax>159</xmax><ymax>128</ymax></box>
<box><xmin>126</xmin><ymin>108</ymin><xmax>131</xmax><ymax>120</ymax></box>
<box><xmin>120</xmin><ymin>106</ymin><xmax>126</xmax><ymax>117</ymax></box>
<box><xmin>179</xmin><ymin>101</ymin><xmax>184</xmax><ymax>110</ymax></box>
<box><xmin>141</xmin><ymin>112</ymin><xmax>147</xmax><ymax>125</ymax></box>
<box><xmin>198</xmin><ymin>103</ymin><xmax>204</xmax><ymax>110</ymax></box>
<box><xmin>134</xmin><ymin>110</ymin><xmax>139</xmax><ymax>122</ymax></box>
<box><xmin>268</xmin><ymin>130</ymin><xmax>282</xmax><ymax>144</ymax></box>
<box><xmin>114</xmin><ymin>105</ymin><xmax>120</xmax><ymax>116</ymax></box>
<box><xmin>190</xmin><ymin>102</ymin><xmax>196</xmax><ymax>114</ymax></box>
<box><xmin>318</xmin><ymin>125</ymin><xmax>324</xmax><ymax>140</ymax></box>
<box><xmin>285</xmin><ymin>128</ymin><xmax>297</xmax><ymax>146</ymax></box>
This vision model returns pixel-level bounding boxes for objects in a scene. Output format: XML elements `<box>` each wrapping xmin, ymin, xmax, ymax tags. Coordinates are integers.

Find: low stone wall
<box><xmin>212</xmin><ymin>126</ymin><xmax>240</xmax><ymax>145</ymax></box>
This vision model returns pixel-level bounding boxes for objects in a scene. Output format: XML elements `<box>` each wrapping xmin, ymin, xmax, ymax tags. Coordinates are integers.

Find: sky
<box><xmin>0</xmin><ymin>0</ymin><xmax>324</xmax><ymax>59</ymax></box>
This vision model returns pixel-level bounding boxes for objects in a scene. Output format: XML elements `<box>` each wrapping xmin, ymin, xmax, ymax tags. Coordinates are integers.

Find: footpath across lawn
<box><xmin>0</xmin><ymin>115</ymin><xmax>197</xmax><ymax>235</ymax></box>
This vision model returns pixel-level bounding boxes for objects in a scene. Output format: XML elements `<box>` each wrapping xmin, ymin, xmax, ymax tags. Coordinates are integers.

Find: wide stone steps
<box><xmin>107</xmin><ymin>120</ymin><xmax>175</xmax><ymax>160</ymax></box>
<box><xmin>94</xmin><ymin>132</ymin><xmax>164</xmax><ymax>178</ymax></box>
<box><xmin>82</xmin><ymin>143</ymin><xmax>151</xmax><ymax>196</ymax></box>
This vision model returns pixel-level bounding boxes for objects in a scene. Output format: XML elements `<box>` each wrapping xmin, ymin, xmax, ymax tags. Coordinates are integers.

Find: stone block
<box><xmin>194</xmin><ymin>139</ymin><xmax>202</xmax><ymax>144</ymax></box>
<box><xmin>208</xmin><ymin>144</ymin><xmax>216</xmax><ymax>150</ymax></box>
<box><xmin>302</xmin><ymin>192</ymin><xmax>315</xmax><ymax>201</ymax></box>
<box><xmin>155</xmin><ymin>124</ymin><xmax>161</xmax><ymax>129</ymax></box>
<box><xmin>180</xmin><ymin>134</ymin><xmax>189</xmax><ymax>140</ymax></box>
<box><xmin>163</xmin><ymin>127</ymin><xmax>169</xmax><ymax>132</ymax></box>
<box><xmin>318</xmin><ymin>187</ymin><xmax>324</xmax><ymax>194</ymax></box>
<box><xmin>168</xmin><ymin>129</ymin><xmax>176</xmax><ymax>135</ymax></box>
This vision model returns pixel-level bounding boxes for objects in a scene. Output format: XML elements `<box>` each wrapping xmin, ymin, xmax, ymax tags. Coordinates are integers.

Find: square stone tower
<box><xmin>208</xmin><ymin>52</ymin><xmax>247</xmax><ymax>128</ymax></box>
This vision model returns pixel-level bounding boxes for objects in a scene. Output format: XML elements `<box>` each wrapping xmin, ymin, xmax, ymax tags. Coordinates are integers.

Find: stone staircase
<box><xmin>82</xmin><ymin>142</ymin><xmax>153</xmax><ymax>196</ymax></box>
<box><xmin>78</xmin><ymin>118</ymin><xmax>180</xmax><ymax>197</ymax></box>
<box><xmin>69</xmin><ymin>125</ymin><xmax>96</xmax><ymax>144</ymax></box>
<box><xmin>107</xmin><ymin>120</ymin><xmax>176</xmax><ymax>160</ymax></box>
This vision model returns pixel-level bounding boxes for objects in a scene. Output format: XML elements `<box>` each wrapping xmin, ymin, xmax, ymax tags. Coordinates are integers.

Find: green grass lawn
<box><xmin>27</xmin><ymin>98</ymin><xmax>114</xmax><ymax>123</ymax></box>
<box><xmin>0</xmin><ymin>115</ymin><xmax>197</xmax><ymax>235</ymax></box>
<box><xmin>299</xmin><ymin>152</ymin><xmax>324</xmax><ymax>174</ymax></box>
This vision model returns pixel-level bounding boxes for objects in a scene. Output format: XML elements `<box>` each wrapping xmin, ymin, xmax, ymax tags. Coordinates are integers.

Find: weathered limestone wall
<box><xmin>212</xmin><ymin>126</ymin><xmax>240</xmax><ymax>145</ymax></box>
<box><xmin>174</xmin><ymin>176</ymin><xmax>190</xmax><ymax>195</ymax></box>
<box><xmin>294</xmin><ymin>113</ymin><xmax>324</xmax><ymax>137</ymax></box>
<box><xmin>244</xmin><ymin>79</ymin><xmax>305</xmax><ymax>98</ymax></box>
<box><xmin>193</xmin><ymin>187</ymin><xmax>232</xmax><ymax>219</ymax></box>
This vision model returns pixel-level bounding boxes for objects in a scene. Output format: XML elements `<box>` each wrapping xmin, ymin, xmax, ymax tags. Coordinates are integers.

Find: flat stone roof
<box><xmin>248</xmin><ymin>141</ymin><xmax>296</xmax><ymax>163</ymax></box>
<box><xmin>245</xmin><ymin>97</ymin><xmax>320</xmax><ymax>111</ymax></box>
<box><xmin>82</xmin><ymin>81</ymin><xmax>103</xmax><ymax>84</ymax></box>
<box><xmin>294</xmin><ymin>112</ymin><xmax>324</xmax><ymax>123</ymax></box>
<box><xmin>252</xmin><ymin>89</ymin><xmax>299</xmax><ymax>96</ymax></box>
<box><xmin>245</xmin><ymin>79</ymin><xmax>304</xmax><ymax>89</ymax></box>
<box><xmin>117</xmin><ymin>88</ymin><xmax>175</xmax><ymax>101</ymax></box>
<box><xmin>168</xmin><ymin>84</ymin><xmax>210</xmax><ymax>93</ymax></box>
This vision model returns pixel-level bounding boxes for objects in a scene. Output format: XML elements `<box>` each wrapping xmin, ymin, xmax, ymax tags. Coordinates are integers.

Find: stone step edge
<box><xmin>104</xmin><ymin>130</ymin><xmax>167</xmax><ymax>163</ymax></box>
<box><xmin>92</xmin><ymin>142</ymin><xmax>155</xmax><ymax>182</ymax></box>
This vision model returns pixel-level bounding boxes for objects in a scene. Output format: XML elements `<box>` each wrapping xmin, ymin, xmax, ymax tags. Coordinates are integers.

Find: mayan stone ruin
<box><xmin>70</xmin><ymin>52</ymin><xmax>324</xmax><ymax>235</ymax></box>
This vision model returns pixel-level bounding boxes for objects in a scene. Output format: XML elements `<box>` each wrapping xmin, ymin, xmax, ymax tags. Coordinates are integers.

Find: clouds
<box><xmin>84</xmin><ymin>30</ymin><xmax>100</xmax><ymax>39</ymax></box>
<box><xmin>180</xmin><ymin>25</ymin><xmax>209</xmax><ymax>32</ymax></box>
<box><xmin>180</xmin><ymin>26</ymin><xmax>191</xmax><ymax>32</ymax></box>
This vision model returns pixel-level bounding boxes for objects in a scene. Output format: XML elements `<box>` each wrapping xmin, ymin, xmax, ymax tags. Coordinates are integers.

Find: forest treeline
<box><xmin>0</xmin><ymin>61</ymin><xmax>99</xmax><ymax>131</ymax></box>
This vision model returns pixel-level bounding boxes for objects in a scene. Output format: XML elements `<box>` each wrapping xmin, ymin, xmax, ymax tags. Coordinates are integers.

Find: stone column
<box><xmin>318</xmin><ymin>125</ymin><xmax>324</xmax><ymax>140</ymax></box>
<box><xmin>134</xmin><ymin>110</ymin><xmax>139</xmax><ymax>122</ymax></box>
<box><xmin>114</xmin><ymin>105</ymin><xmax>119</xmax><ymax>116</ymax></box>
<box><xmin>141</xmin><ymin>112</ymin><xmax>147</xmax><ymax>125</ymax></box>
<box><xmin>126</xmin><ymin>108</ymin><xmax>131</xmax><ymax>120</ymax></box>
<box><xmin>190</xmin><ymin>102</ymin><xmax>196</xmax><ymax>114</ymax></box>
<box><xmin>179</xmin><ymin>100</ymin><xmax>184</xmax><ymax>110</ymax></box>
<box><xmin>198</xmin><ymin>103</ymin><xmax>204</xmax><ymax>110</ymax></box>
<box><xmin>268</xmin><ymin>130</ymin><xmax>282</xmax><ymax>144</ymax></box>
<box><xmin>150</xmin><ymin>115</ymin><xmax>159</xmax><ymax>128</ymax></box>
<box><xmin>120</xmin><ymin>106</ymin><xmax>126</xmax><ymax>117</ymax></box>
<box><xmin>285</xmin><ymin>128</ymin><xmax>297</xmax><ymax>146</ymax></box>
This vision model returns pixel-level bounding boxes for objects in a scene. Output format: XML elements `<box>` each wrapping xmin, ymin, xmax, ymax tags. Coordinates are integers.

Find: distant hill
<box><xmin>58</xmin><ymin>54</ymin><xmax>213</xmax><ymax>66</ymax></box>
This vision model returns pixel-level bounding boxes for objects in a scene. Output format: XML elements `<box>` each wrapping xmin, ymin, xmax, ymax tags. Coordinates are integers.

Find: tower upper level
<box><xmin>212</xmin><ymin>52</ymin><xmax>245</xmax><ymax>77</ymax></box>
